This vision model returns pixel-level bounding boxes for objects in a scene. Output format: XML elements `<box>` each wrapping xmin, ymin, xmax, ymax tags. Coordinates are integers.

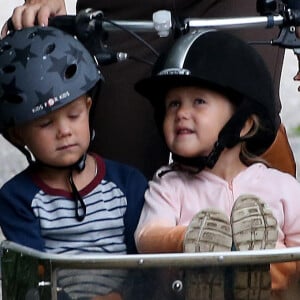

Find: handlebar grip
<box><xmin>48</xmin><ymin>15</ymin><xmax>77</xmax><ymax>35</ymax></box>
<box><xmin>6</xmin><ymin>18</ymin><xmax>15</xmax><ymax>32</ymax></box>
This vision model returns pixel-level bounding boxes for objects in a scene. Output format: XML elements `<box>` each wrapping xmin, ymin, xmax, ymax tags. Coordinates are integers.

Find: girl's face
<box><xmin>14</xmin><ymin>95</ymin><xmax>92</xmax><ymax>167</ymax></box>
<box><xmin>163</xmin><ymin>86</ymin><xmax>236</xmax><ymax>158</ymax></box>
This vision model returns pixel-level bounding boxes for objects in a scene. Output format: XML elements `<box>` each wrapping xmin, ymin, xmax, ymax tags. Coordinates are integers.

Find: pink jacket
<box><xmin>135</xmin><ymin>163</ymin><xmax>300</xmax><ymax>250</ymax></box>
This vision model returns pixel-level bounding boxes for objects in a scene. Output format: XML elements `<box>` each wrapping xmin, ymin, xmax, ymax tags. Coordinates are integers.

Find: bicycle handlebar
<box><xmin>48</xmin><ymin>10</ymin><xmax>285</xmax><ymax>34</ymax></box>
<box><xmin>6</xmin><ymin>7</ymin><xmax>300</xmax><ymax>65</ymax></box>
<box><xmin>49</xmin><ymin>9</ymin><xmax>285</xmax><ymax>32</ymax></box>
<box><xmin>46</xmin><ymin>8</ymin><xmax>300</xmax><ymax>49</ymax></box>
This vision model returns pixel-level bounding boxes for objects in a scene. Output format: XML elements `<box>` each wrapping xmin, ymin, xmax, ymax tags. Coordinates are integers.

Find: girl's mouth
<box><xmin>176</xmin><ymin>128</ymin><xmax>194</xmax><ymax>135</ymax></box>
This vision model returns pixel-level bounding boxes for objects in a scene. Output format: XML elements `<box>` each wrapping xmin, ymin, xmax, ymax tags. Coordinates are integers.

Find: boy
<box><xmin>0</xmin><ymin>26</ymin><xmax>147</xmax><ymax>299</ymax></box>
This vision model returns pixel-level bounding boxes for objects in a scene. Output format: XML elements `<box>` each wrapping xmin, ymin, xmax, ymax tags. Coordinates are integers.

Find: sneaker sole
<box><xmin>231</xmin><ymin>195</ymin><xmax>278</xmax><ymax>300</ymax></box>
<box><xmin>184</xmin><ymin>210</ymin><xmax>232</xmax><ymax>300</ymax></box>
<box><xmin>231</xmin><ymin>194</ymin><xmax>278</xmax><ymax>251</ymax></box>
<box><xmin>184</xmin><ymin>210</ymin><xmax>232</xmax><ymax>253</ymax></box>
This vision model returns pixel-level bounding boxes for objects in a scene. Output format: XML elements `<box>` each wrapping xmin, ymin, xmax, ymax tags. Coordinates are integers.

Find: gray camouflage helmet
<box><xmin>0</xmin><ymin>26</ymin><xmax>103</xmax><ymax>130</ymax></box>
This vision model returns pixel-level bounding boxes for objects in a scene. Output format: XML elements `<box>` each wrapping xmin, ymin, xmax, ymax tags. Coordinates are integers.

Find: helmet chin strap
<box><xmin>32</xmin><ymin>153</ymin><xmax>88</xmax><ymax>222</ymax></box>
<box><xmin>171</xmin><ymin>100</ymin><xmax>253</xmax><ymax>173</ymax></box>
<box><xmin>16</xmin><ymin>129</ymin><xmax>97</xmax><ymax>222</ymax></box>
<box><xmin>68</xmin><ymin>154</ymin><xmax>87</xmax><ymax>222</ymax></box>
<box><xmin>171</xmin><ymin>139</ymin><xmax>225</xmax><ymax>172</ymax></box>
<box><xmin>13</xmin><ymin>147</ymin><xmax>88</xmax><ymax>221</ymax></box>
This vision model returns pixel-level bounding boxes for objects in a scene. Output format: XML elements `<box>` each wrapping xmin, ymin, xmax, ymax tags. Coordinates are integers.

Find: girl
<box><xmin>134</xmin><ymin>30</ymin><xmax>300</xmax><ymax>299</ymax></box>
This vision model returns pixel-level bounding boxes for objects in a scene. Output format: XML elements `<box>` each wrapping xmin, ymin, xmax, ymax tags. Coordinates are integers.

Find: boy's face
<box><xmin>13</xmin><ymin>95</ymin><xmax>92</xmax><ymax>167</ymax></box>
<box><xmin>163</xmin><ymin>86</ymin><xmax>236</xmax><ymax>158</ymax></box>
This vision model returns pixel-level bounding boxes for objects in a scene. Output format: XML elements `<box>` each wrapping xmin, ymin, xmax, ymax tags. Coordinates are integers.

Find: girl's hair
<box><xmin>239</xmin><ymin>114</ymin><xmax>269</xmax><ymax>167</ymax></box>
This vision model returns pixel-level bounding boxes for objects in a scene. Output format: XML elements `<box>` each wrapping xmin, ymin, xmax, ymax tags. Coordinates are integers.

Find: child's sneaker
<box><xmin>231</xmin><ymin>194</ymin><xmax>278</xmax><ymax>300</ymax></box>
<box><xmin>183</xmin><ymin>210</ymin><xmax>232</xmax><ymax>300</ymax></box>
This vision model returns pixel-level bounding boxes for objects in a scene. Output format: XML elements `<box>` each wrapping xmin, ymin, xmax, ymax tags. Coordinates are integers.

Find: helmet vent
<box><xmin>3</xmin><ymin>65</ymin><xmax>15</xmax><ymax>74</ymax></box>
<box><xmin>28</xmin><ymin>31</ymin><xmax>37</xmax><ymax>39</ymax></box>
<box><xmin>0</xmin><ymin>26</ymin><xmax>102</xmax><ymax>129</ymax></box>
<box><xmin>0</xmin><ymin>44</ymin><xmax>11</xmax><ymax>54</ymax></box>
<box><xmin>44</xmin><ymin>43</ymin><xmax>56</xmax><ymax>55</ymax></box>
<box><xmin>65</xmin><ymin>64</ymin><xmax>77</xmax><ymax>79</ymax></box>
<box><xmin>5</xmin><ymin>94</ymin><xmax>23</xmax><ymax>104</ymax></box>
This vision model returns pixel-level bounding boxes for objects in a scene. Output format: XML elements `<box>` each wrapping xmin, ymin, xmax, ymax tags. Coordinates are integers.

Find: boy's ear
<box><xmin>86</xmin><ymin>96</ymin><xmax>92</xmax><ymax>112</ymax></box>
<box><xmin>6</xmin><ymin>127</ymin><xmax>26</xmax><ymax>147</ymax></box>
<box><xmin>240</xmin><ymin>115</ymin><xmax>255</xmax><ymax>138</ymax></box>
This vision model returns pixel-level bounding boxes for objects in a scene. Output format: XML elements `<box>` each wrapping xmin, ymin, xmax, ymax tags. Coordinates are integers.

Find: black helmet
<box><xmin>0</xmin><ymin>26</ymin><xmax>103</xmax><ymax>130</ymax></box>
<box><xmin>136</xmin><ymin>30</ymin><xmax>279</xmax><ymax>168</ymax></box>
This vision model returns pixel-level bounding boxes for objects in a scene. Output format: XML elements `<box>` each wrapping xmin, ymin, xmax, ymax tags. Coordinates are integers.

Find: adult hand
<box><xmin>293</xmin><ymin>27</ymin><xmax>300</xmax><ymax>91</ymax></box>
<box><xmin>1</xmin><ymin>0</ymin><xmax>67</xmax><ymax>38</ymax></box>
<box><xmin>293</xmin><ymin>60</ymin><xmax>300</xmax><ymax>91</ymax></box>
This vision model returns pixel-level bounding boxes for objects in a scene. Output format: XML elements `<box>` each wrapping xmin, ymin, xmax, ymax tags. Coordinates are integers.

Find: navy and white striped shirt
<box><xmin>0</xmin><ymin>154</ymin><xmax>147</xmax><ymax>298</ymax></box>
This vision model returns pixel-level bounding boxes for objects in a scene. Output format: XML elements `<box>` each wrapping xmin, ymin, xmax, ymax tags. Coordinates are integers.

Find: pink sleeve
<box><xmin>134</xmin><ymin>167</ymin><xmax>184</xmax><ymax>249</ymax></box>
<box><xmin>276</xmin><ymin>175</ymin><xmax>300</xmax><ymax>248</ymax></box>
<box><xmin>271</xmin><ymin>177</ymin><xmax>300</xmax><ymax>290</ymax></box>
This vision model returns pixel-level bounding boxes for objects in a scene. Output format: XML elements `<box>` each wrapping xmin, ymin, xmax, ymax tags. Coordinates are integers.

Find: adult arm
<box><xmin>1</xmin><ymin>0</ymin><xmax>67</xmax><ymax>37</ymax></box>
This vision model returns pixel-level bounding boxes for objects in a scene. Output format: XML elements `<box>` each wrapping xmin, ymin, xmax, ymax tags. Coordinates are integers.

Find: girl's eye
<box><xmin>166</xmin><ymin>100</ymin><xmax>180</xmax><ymax>109</ymax></box>
<box><xmin>195</xmin><ymin>98</ymin><xmax>205</xmax><ymax>105</ymax></box>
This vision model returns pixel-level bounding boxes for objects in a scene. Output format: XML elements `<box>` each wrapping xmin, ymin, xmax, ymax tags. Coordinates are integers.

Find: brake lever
<box><xmin>272</xmin><ymin>8</ymin><xmax>300</xmax><ymax>48</ymax></box>
<box><xmin>272</xmin><ymin>26</ymin><xmax>300</xmax><ymax>48</ymax></box>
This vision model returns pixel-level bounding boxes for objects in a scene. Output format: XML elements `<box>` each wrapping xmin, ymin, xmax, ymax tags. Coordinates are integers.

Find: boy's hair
<box><xmin>0</xmin><ymin>26</ymin><xmax>103</xmax><ymax>131</ymax></box>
